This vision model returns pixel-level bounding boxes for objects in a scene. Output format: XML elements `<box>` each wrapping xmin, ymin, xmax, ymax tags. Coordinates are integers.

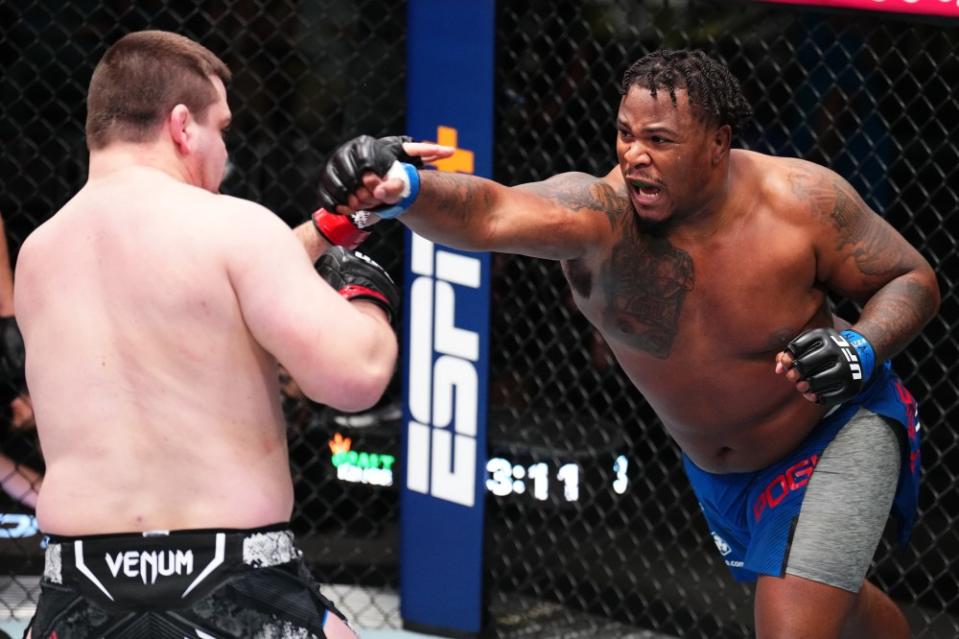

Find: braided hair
<box><xmin>620</xmin><ymin>49</ymin><xmax>752</xmax><ymax>135</ymax></box>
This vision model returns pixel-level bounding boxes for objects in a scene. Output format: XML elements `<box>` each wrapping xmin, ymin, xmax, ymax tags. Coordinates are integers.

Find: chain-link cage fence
<box><xmin>486</xmin><ymin>1</ymin><xmax>958</xmax><ymax>638</ymax></box>
<box><xmin>0</xmin><ymin>0</ymin><xmax>408</xmax><ymax>629</ymax></box>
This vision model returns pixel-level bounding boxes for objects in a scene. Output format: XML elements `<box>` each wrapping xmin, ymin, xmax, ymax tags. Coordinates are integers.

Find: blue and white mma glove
<box><xmin>785</xmin><ymin>327</ymin><xmax>877</xmax><ymax>406</ymax></box>
<box><xmin>317</xmin><ymin>135</ymin><xmax>422</xmax><ymax>219</ymax></box>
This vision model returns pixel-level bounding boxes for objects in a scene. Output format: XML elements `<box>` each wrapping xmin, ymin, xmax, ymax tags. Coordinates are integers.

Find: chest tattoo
<box><xmin>602</xmin><ymin>224</ymin><xmax>695</xmax><ymax>358</ymax></box>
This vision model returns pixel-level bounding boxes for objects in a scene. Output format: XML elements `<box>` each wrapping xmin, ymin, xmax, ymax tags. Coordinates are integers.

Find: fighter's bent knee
<box><xmin>755</xmin><ymin>574</ymin><xmax>856</xmax><ymax>639</ymax></box>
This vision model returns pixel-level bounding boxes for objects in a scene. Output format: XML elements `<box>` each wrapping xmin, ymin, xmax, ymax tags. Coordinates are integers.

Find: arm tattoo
<box><xmin>787</xmin><ymin>169</ymin><xmax>912</xmax><ymax>283</ymax></box>
<box><xmin>520</xmin><ymin>173</ymin><xmax>630</xmax><ymax>228</ymax></box>
<box><xmin>419</xmin><ymin>170</ymin><xmax>495</xmax><ymax>226</ymax></box>
<box><xmin>788</xmin><ymin>166</ymin><xmax>938</xmax><ymax>358</ymax></box>
<box><xmin>858</xmin><ymin>276</ymin><xmax>939</xmax><ymax>359</ymax></box>
<box><xmin>600</xmin><ymin>218</ymin><xmax>694</xmax><ymax>359</ymax></box>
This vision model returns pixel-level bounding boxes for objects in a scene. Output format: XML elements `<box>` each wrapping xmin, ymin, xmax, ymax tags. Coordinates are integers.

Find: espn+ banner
<box><xmin>399</xmin><ymin>1</ymin><xmax>494</xmax><ymax>636</ymax></box>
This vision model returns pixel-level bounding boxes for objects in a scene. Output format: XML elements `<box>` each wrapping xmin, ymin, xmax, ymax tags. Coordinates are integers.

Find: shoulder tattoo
<box><xmin>521</xmin><ymin>174</ymin><xmax>630</xmax><ymax>227</ymax></box>
<box><xmin>787</xmin><ymin>168</ymin><xmax>911</xmax><ymax>281</ymax></box>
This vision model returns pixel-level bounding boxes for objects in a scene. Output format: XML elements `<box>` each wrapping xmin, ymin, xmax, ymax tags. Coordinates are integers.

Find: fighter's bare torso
<box><xmin>16</xmin><ymin>167</ymin><xmax>294</xmax><ymax>535</ymax></box>
<box><xmin>559</xmin><ymin>150</ymin><xmax>839</xmax><ymax>472</ymax></box>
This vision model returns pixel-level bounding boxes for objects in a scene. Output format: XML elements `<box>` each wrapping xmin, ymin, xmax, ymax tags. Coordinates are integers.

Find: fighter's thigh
<box><xmin>785</xmin><ymin>409</ymin><xmax>900</xmax><ymax>593</ymax></box>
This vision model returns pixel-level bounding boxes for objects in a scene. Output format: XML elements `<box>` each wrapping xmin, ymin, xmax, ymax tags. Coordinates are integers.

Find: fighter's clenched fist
<box><xmin>776</xmin><ymin>328</ymin><xmax>877</xmax><ymax>405</ymax></box>
<box><xmin>315</xmin><ymin>247</ymin><xmax>400</xmax><ymax>323</ymax></box>
<box><xmin>316</xmin><ymin>135</ymin><xmax>453</xmax><ymax>217</ymax></box>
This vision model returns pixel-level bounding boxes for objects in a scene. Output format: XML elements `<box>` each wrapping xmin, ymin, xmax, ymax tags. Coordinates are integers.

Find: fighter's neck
<box><xmin>655</xmin><ymin>172</ymin><xmax>737</xmax><ymax>241</ymax></box>
<box><xmin>87</xmin><ymin>144</ymin><xmax>191</xmax><ymax>186</ymax></box>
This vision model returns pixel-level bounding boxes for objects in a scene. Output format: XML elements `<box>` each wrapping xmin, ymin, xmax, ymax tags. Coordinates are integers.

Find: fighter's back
<box><xmin>17</xmin><ymin>167</ymin><xmax>294</xmax><ymax>535</ymax></box>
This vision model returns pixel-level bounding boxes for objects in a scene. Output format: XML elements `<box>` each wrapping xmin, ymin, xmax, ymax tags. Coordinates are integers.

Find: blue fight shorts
<box><xmin>683</xmin><ymin>361</ymin><xmax>921</xmax><ymax>582</ymax></box>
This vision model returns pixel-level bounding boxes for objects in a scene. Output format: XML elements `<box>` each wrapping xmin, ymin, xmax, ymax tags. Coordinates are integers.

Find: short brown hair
<box><xmin>85</xmin><ymin>30</ymin><xmax>232</xmax><ymax>150</ymax></box>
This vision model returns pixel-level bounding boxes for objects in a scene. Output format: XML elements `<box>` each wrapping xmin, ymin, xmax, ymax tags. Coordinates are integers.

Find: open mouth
<box><xmin>629</xmin><ymin>179</ymin><xmax>664</xmax><ymax>204</ymax></box>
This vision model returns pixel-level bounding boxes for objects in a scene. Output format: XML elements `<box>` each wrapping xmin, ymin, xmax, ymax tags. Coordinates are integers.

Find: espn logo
<box><xmin>406</xmin><ymin>234</ymin><xmax>481</xmax><ymax>507</ymax></box>
<box><xmin>830</xmin><ymin>333</ymin><xmax>862</xmax><ymax>380</ymax></box>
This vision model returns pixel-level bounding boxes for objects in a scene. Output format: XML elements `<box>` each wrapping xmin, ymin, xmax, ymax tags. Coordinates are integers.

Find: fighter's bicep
<box><xmin>802</xmin><ymin>171</ymin><xmax>923</xmax><ymax>302</ymax></box>
<box><xmin>502</xmin><ymin>172</ymin><xmax>622</xmax><ymax>258</ymax></box>
<box><xmin>225</xmin><ymin>208</ymin><xmax>345</xmax><ymax>368</ymax></box>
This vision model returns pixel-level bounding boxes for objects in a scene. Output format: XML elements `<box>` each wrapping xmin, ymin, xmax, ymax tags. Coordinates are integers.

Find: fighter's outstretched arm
<box><xmin>307</xmin><ymin>136</ymin><xmax>620</xmax><ymax>261</ymax></box>
<box><xmin>399</xmin><ymin>169</ymin><xmax>621</xmax><ymax>260</ymax></box>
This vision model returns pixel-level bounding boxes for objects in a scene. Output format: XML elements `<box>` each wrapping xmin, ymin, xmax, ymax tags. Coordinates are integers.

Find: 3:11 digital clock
<box><xmin>486</xmin><ymin>455</ymin><xmax>631</xmax><ymax>502</ymax></box>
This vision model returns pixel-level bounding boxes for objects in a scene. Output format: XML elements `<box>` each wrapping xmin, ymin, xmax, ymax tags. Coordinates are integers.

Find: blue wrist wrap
<box><xmin>375</xmin><ymin>162</ymin><xmax>420</xmax><ymax>219</ymax></box>
<box><xmin>840</xmin><ymin>329</ymin><xmax>876</xmax><ymax>383</ymax></box>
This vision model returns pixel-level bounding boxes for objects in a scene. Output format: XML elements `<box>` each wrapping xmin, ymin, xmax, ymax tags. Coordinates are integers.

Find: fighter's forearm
<box><xmin>403</xmin><ymin>171</ymin><xmax>503</xmax><ymax>251</ymax></box>
<box><xmin>293</xmin><ymin>172</ymin><xmax>499</xmax><ymax>257</ymax></box>
<box><xmin>293</xmin><ymin>220</ymin><xmax>331</xmax><ymax>262</ymax></box>
<box><xmin>853</xmin><ymin>269</ymin><xmax>940</xmax><ymax>362</ymax></box>
<box><xmin>294</xmin><ymin>172</ymin><xmax>504</xmax><ymax>256</ymax></box>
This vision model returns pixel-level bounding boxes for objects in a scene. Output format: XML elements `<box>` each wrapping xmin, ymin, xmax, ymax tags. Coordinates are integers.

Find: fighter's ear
<box><xmin>168</xmin><ymin>104</ymin><xmax>193</xmax><ymax>155</ymax></box>
<box><xmin>711</xmin><ymin>124</ymin><xmax>732</xmax><ymax>165</ymax></box>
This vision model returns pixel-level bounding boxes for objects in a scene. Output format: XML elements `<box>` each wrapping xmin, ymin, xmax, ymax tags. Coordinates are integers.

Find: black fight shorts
<box><xmin>26</xmin><ymin>524</ymin><xmax>351</xmax><ymax>638</ymax></box>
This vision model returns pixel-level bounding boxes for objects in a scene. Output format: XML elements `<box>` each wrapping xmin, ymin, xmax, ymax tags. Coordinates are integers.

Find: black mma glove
<box><xmin>785</xmin><ymin>327</ymin><xmax>877</xmax><ymax>406</ymax></box>
<box><xmin>0</xmin><ymin>316</ymin><xmax>25</xmax><ymax>404</ymax></box>
<box><xmin>315</xmin><ymin>247</ymin><xmax>400</xmax><ymax>323</ymax></box>
<box><xmin>317</xmin><ymin>135</ymin><xmax>423</xmax><ymax>215</ymax></box>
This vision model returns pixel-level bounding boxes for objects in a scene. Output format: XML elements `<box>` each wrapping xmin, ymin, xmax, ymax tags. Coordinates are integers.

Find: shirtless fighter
<box><xmin>308</xmin><ymin>50</ymin><xmax>940</xmax><ymax>638</ymax></box>
<box><xmin>15</xmin><ymin>30</ymin><xmax>412</xmax><ymax>638</ymax></box>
